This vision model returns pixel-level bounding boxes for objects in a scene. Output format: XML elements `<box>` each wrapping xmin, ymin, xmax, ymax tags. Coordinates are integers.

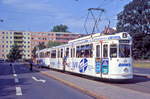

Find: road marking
<box><xmin>14</xmin><ymin>78</ymin><xmax>19</xmax><ymax>83</ymax></box>
<box><xmin>16</xmin><ymin>87</ymin><xmax>22</xmax><ymax>96</ymax></box>
<box><xmin>32</xmin><ymin>76</ymin><xmax>46</xmax><ymax>83</ymax></box>
<box><xmin>13</xmin><ymin>74</ymin><xmax>17</xmax><ymax>77</ymax></box>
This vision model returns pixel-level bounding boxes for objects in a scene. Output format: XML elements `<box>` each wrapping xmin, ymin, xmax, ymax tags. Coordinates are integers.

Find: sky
<box><xmin>0</xmin><ymin>0</ymin><xmax>132</xmax><ymax>34</ymax></box>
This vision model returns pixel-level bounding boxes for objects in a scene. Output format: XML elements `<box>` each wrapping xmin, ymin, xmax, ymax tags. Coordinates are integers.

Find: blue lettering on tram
<box><xmin>119</xmin><ymin>63</ymin><xmax>130</xmax><ymax>67</ymax></box>
<box><xmin>79</xmin><ymin>58</ymin><xmax>88</xmax><ymax>73</ymax></box>
<box><xmin>108</xmin><ymin>36</ymin><xmax>121</xmax><ymax>39</ymax></box>
<box><xmin>72</xmin><ymin>62</ymin><xmax>78</xmax><ymax>68</ymax></box>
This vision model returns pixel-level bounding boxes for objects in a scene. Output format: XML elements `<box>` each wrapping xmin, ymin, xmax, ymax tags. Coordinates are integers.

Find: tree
<box><xmin>47</xmin><ymin>41</ymin><xmax>63</xmax><ymax>48</ymax></box>
<box><xmin>7</xmin><ymin>43</ymin><xmax>23</xmax><ymax>61</ymax></box>
<box><xmin>37</xmin><ymin>42</ymin><xmax>46</xmax><ymax>50</ymax></box>
<box><xmin>32</xmin><ymin>46</ymin><xmax>37</xmax><ymax>58</ymax></box>
<box><xmin>51</xmin><ymin>24</ymin><xmax>69</xmax><ymax>32</ymax></box>
<box><xmin>117</xmin><ymin>0</ymin><xmax>150</xmax><ymax>59</ymax></box>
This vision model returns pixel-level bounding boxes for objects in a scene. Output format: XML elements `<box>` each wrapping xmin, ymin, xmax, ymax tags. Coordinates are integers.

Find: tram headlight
<box><xmin>124</xmin><ymin>68</ymin><xmax>129</xmax><ymax>73</ymax></box>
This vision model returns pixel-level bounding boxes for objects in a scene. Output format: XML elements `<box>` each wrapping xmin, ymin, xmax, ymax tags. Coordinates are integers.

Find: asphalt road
<box><xmin>0</xmin><ymin>63</ymin><xmax>93</xmax><ymax>99</ymax></box>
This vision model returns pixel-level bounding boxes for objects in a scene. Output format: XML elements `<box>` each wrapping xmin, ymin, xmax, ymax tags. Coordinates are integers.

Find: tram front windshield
<box><xmin>119</xmin><ymin>44</ymin><xmax>131</xmax><ymax>58</ymax></box>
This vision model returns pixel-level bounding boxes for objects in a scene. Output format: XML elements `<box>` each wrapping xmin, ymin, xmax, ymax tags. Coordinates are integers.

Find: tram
<box><xmin>36</xmin><ymin>32</ymin><xmax>133</xmax><ymax>80</ymax></box>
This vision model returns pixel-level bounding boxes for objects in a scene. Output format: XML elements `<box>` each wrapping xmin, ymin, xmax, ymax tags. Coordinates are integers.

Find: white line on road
<box><xmin>13</xmin><ymin>74</ymin><xmax>17</xmax><ymax>77</ymax></box>
<box><xmin>14</xmin><ymin>78</ymin><xmax>19</xmax><ymax>83</ymax></box>
<box><xmin>32</xmin><ymin>76</ymin><xmax>46</xmax><ymax>83</ymax></box>
<box><xmin>16</xmin><ymin>87</ymin><xmax>22</xmax><ymax>96</ymax></box>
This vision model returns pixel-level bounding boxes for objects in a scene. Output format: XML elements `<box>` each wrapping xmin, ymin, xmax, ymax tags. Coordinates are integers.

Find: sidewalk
<box><xmin>36</xmin><ymin>68</ymin><xmax>150</xmax><ymax>99</ymax></box>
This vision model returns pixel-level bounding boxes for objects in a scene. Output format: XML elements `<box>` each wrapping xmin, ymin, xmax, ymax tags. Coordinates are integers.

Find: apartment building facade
<box><xmin>0</xmin><ymin>30</ymin><xmax>83</xmax><ymax>60</ymax></box>
<box><xmin>0</xmin><ymin>31</ymin><xmax>31</xmax><ymax>60</ymax></box>
<box><xmin>31</xmin><ymin>32</ymin><xmax>82</xmax><ymax>50</ymax></box>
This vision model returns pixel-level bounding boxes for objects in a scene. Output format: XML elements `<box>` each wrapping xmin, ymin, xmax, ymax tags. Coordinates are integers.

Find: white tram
<box><xmin>36</xmin><ymin>32</ymin><xmax>133</xmax><ymax>80</ymax></box>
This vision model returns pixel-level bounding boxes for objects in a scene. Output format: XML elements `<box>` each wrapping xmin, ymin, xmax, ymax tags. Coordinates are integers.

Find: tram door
<box><xmin>95</xmin><ymin>42</ymin><xmax>109</xmax><ymax>78</ymax></box>
<box><xmin>101</xmin><ymin>43</ymin><xmax>109</xmax><ymax>75</ymax></box>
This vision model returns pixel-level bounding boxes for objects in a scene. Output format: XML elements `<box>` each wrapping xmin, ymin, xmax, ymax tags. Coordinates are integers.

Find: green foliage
<box><xmin>51</xmin><ymin>24</ymin><xmax>69</xmax><ymax>32</ymax></box>
<box><xmin>47</xmin><ymin>41</ymin><xmax>63</xmax><ymax>48</ymax></box>
<box><xmin>7</xmin><ymin>43</ymin><xmax>22</xmax><ymax>61</ymax></box>
<box><xmin>117</xmin><ymin>0</ymin><xmax>150</xmax><ymax>59</ymax></box>
<box><xmin>32</xmin><ymin>46</ymin><xmax>37</xmax><ymax>58</ymax></box>
<box><xmin>37</xmin><ymin>42</ymin><xmax>46</xmax><ymax>50</ymax></box>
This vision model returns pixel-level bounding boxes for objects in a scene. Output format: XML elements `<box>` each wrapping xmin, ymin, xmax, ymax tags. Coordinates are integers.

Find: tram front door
<box><xmin>95</xmin><ymin>42</ymin><xmax>109</xmax><ymax>78</ymax></box>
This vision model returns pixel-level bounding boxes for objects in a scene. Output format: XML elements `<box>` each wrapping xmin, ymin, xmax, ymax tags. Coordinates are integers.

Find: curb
<box><xmin>134</xmin><ymin>73</ymin><xmax>150</xmax><ymax>79</ymax></box>
<box><xmin>41</xmin><ymin>71</ymin><xmax>108</xmax><ymax>99</ymax></box>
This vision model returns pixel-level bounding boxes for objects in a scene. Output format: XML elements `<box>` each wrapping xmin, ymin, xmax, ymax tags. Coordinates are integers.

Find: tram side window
<box><xmin>51</xmin><ymin>50</ymin><xmax>56</xmax><ymax>58</ymax></box>
<box><xmin>96</xmin><ymin>45</ymin><xmax>100</xmax><ymax>58</ymax></box>
<box><xmin>73</xmin><ymin>48</ymin><xmax>75</xmax><ymax>57</ymax></box>
<box><xmin>66</xmin><ymin>48</ymin><xmax>69</xmax><ymax>57</ymax></box>
<box><xmin>57</xmin><ymin>50</ymin><xmax>60</xmax><ymax>58</ymax></box>
<box><xmin>39</xmin><ymin>53</ymin><xmax>41</xmax><ymax>58</ymax></box>
<box><xmin>119</xmin><ymin>44</ymin><xmax>130</xmax><ymax>58</ymax></box>
<box><xmin>71</xmin><ymin>48</ymin><xmax>73</xmax><ymax>58</ymax></box>
<box><xmin>61</xmin><ymin>49</ymin><xmax>63</xmax><ymax>58</ymax></box>
<box><xmin>47</xmin><ymin>52</ymin><xmax>50</xmax><ymax>57</ymax></box>
<box><xmin>103</xmin><ymin>44</ymin><xmax>108</xmax><ymax>58</ymax></box>
<box><xmin>40</xmin><ymin>52</ymin><xmax>44</xmax><ymax>58</ymax></box>
<box><xmin>76</xmin><ymin>44</ymin><xmax>93</xmax><ymax>58</ymax></box>
<box><xmin>45</xmin><ymin>52</ymin><xmax>50</xmax><ymax>58</ymax></box>
<box><xmin>76</xmin><ymin>46</ymin><xmax>80</xmax><ymax>58</ymax></box>
<box><xmin>110</xmin><ymin>44</ymin><xmax>117</xmax><ymax>58</ymax></box>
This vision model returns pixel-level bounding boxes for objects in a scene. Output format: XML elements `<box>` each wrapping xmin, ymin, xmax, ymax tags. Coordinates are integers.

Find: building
<box><xmin>31</xmin><ymin>32</ymin><xmax>82</xmax><ymax>50</ymax></box>
<box><xmin>0</xmin><ymin>30</ymin><xmax>31</xmax><ymax>60</ymax></box>
<box><xmin>0</xmin><ymin>30</ymin><xmax>83</xmax><ymax>59</ymax></box>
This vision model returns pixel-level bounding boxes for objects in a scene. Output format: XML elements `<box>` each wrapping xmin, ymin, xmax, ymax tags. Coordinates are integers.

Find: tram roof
<box><xmin>68</xmin><ymin>32</ymin><xmax>131</xmax><ymax>44</ymax></box>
